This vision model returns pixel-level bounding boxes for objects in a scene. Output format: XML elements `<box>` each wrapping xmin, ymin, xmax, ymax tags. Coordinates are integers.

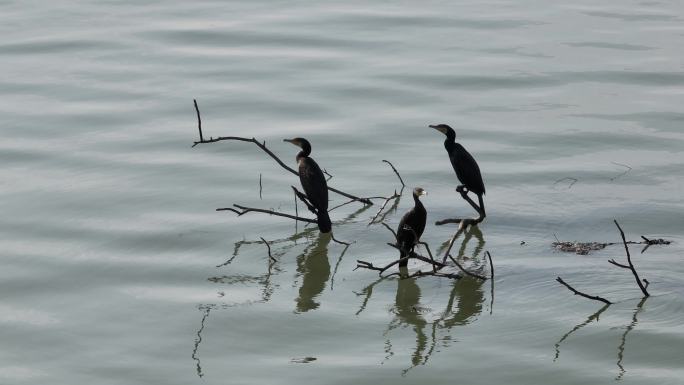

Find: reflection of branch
<box><xmin>615</xmin><ymin>297</ymin><xmax>647</xmax><ymax>380</ymax></box>
<box><xmin>330</xmin><ymin>244</ymin><xmax>351</xmax><ymax>290</ymax></box>
<box><xmin>486</xmin><ymin>251</ymin><xmax>494</xmax><ymax>279</ymax></box>
<box><xmin>191</xmin><ymin>100</ymin><xmax>373</xmax><ymax>204</ymax></box>
<box><xmin>260</xmin><ymin>237</ymin><xmax>276</xmax><ymax>263</ymax></box>
<box><xmin>192</xmin><ymin>306</ymin><xmax>212</xmax><ymax>378</ymax></box>
<box><xmin>554</xmin><ymin>304</ymin><xmax>609</xmax><ymax>361</ymax></box>
<box><xmin>611</xmin><ymin>220</ymin><xmax>649</xmax><ymax>297</ymax></box>
<box><xmin>556</xmin><ymin>277</ymin><xmax>612</xmax><ymax>305</ymax></box>
<box><xmin>448</xmin><ymin>255</ymin><xmax>487</xmax><ymax>280</ymax></box>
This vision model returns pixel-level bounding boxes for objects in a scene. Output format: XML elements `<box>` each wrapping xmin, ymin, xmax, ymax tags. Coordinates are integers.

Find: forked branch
<box><xmin>191</xmin><ymin>100</ymin><xmax>373</xmax><ymax>205</ymax></box>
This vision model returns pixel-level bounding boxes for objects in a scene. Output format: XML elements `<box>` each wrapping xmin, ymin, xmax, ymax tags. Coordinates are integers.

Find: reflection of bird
<box><xmin>396</xmin><ymin>187</ymin><xmax>427</xmax><ymax>267</ymax></box>
<box><xmin>284</xmin><ymin>137</ymin><xmax>331</xmax><ymax>233</ymax></box>
<box><xmin>394</xmin><ymin>266</ymin><xmax>427</xmax><ymax>367</ymax></box>
<box><xmin>430</xmin><ymin>124</ymin><xmax>486</xmax><ymax>217</ymax></box>
<box><xmin>295</xmin><ymin>233</ymin><xmax>331</xmax><ymax>313</ymax></box>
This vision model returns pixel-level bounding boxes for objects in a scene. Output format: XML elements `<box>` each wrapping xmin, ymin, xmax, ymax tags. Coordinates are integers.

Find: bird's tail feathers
<box><xmin>316</xmin><ymin>210</ymin><xmax>332</xmax><ymax>233</ymax></box>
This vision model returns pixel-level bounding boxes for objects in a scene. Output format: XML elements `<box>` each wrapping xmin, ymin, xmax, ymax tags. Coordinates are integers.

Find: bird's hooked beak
<box><xmin>420</xmin><ymin>190</ymin><xmax>428</xmax><ymax>197</ymax></box>
<box><xmin>283</xmin><ymin>138</ymin><xmax>300</xmax><ymax>147</ymax></box>
<box><xmin>429</xmin><ymin>124</ymin><xmax>448</xmax><ymax>135</ymax></box>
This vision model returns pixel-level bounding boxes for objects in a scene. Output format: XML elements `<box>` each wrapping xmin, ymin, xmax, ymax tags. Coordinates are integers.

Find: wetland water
<box><xmin>1</xmin><ymin>1</ymin><xmax>683</xmax><ymax>384</ymax></box>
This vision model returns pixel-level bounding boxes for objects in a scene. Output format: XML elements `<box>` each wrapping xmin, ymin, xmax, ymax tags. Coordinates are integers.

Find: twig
<box><xmin>553</xmin><ymin>177</ymin><xmax>578</xmax><ymax>189</ymax></box>
<box><xmin>217</xmin><ymin>204</ymin><xmax>317</xmax><ymax>224</ymax></box>
<box><xmin>381</xmin><ymin>221</ymin><xmax>398</xmax><ymax>240</ymax></box>
<box><xmin>486</xmin><ymin>251</ymin><xmax>494</xmax><ymax>279</ymax></box>
<box><xmin>260</xmin><ymin>237</ymin><xmax>276</xmax><ymax>263</ymax></box>
<box><xmin>292</xmin><ymin>186</ymin><xmax>317</xmax><ymax>215</ymax></box>
<box><xmin>382</xmin><ymin>160</ymin><xmax>406</xmax><ymax>188</ymax></box>
<box><xmin>328</xmin><ymin>199</ymin><xmax>356</xmax><ymax>212</ymax></box>
<box><xmin>368</xmin><ymin>190</ymin><xmax>400</xmax><ymax>224</ymax></box>
<box><xmin>259</xmin><ymin>173</ymin><xmax>263</xmax><ymax>200</ymax></box>
<box><xmin>609</xmin><ymin>161</ymin><xmax>632</xmax><ymax>182</ymax></box>
<box><xmin>556</xmin><ymin>277</ymin><xmax>612</xmax><ymax>305</ymax></box>
<box><xmin>612</xmin><ymin>220</ymin><xmax>649</xmax><ymax>297</ymax></box>
<box><xmin>193</xmin><ymin>99</ymin><xmax>203</xmax><ymax>142</ymax></box>
<box><xmin>448</xmin><ymin>255</ymin><xmax>487</xmax><ymax>280</ymax></box>
<box><xmin>323</xmin><ymin>169</ymin><xmax>333</xmax><ymax>181</ymax></box>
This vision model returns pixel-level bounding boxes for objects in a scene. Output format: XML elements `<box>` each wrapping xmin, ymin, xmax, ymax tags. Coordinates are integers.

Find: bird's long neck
<box><xmin>413</xmin><ymin>193</ymin><xmax>425</xmax><ymax>211</ymax></box>
<box><xmin>297</xmin><ymin>143</ymin><xmax>312</xmax><ymax>161</ymax></box>
<box><xmin>444</xmin><ymin>138</ymin><xmax>456</xmax><ymax>153</ymax></box>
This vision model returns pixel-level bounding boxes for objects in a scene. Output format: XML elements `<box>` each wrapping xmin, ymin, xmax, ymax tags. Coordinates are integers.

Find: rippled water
<box><xmin>1</xmin><ymin>1</ymin><xmax>683</xmax><ymax>384</ymax></box>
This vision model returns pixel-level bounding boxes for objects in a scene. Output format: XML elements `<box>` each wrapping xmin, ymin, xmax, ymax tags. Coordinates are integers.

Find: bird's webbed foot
<box><xmin>455</xmin><ymin>185</ymin><xmax>468</xmax><ymax>194</ymax></box>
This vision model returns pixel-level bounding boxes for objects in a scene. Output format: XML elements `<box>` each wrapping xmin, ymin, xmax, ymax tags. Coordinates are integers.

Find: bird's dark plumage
<box><xmin>396</xmin><ymin>187</ymin><xmax>427</xmax><ymax>267</ymax></box>
<box><xmin>284</xmin><ymin>137</ymin><xmax>331</xmax><ymax>233</ymax></box>
<box><xmin>430</xmin><ymin>124</ymin><xmax>486</xmax><ymax>215</ymax></box>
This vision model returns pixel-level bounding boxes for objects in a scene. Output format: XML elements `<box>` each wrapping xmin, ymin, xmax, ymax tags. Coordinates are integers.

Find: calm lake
<box><xmin>1</xmin><ymin>1</ymin><xmax>683</xmax><ymax>384</ymax></box>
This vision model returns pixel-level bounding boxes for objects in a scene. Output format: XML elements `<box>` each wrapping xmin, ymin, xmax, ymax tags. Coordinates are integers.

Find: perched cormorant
<box><xmin>429</xmin><ymin>124</ymin><xmax>486</xmax><ymax>217</ymax></box>
<box><xmin>396</xmin><ymin>187</ymin><xmax>427</xmax><ymax>267</ymax></box>
<box><xmin>284</xmin><ymin>137</ymin><xmax>332</xmax><ymax>233</ymax></box>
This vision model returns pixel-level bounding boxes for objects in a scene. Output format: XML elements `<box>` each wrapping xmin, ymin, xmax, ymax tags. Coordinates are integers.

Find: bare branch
<box><xmin>217</xmin><ymin>204</ymin><xmax>317</xmax><ymax>224</ymax></box>
<box><xmin>380</xmin><ymin>222</ymin><xmax>398</xmax><ymax>240</ymax></box>
<box><xmin>613</xmin><ymin>220</ymin><xmax>649</xmax><ymax>297</ymax></box>
<box><xmin>259</xmin><ymin>173</ymin><xmax>263</xmax><ymax>200</ymax></box>
<box><xmin>608</xmin><ymin>259</ymin><xmax>630</xmax><ymax>269</ymax></box>
<box><xmin>368</xmin><ymin>190</ymin><xmax>400</xmax><ymax>224</ymax></box>
<box><xmin>323</xmin><ymin>169</ymin><xmax>333</xmax><ymax>181</ymax></box>
<box><xmin>556</xmin><ymin>277</ymin><xmax>612</xmax><ymax>305</ymax></box>
<box><xmin>190</xmin><ymin>102</ymin><xmax>373</xmax><ymax>204</ymax></box>
<box><xmin>291</xmin><ymin>186</ymin><xmax>317</xmax><ymax>215</ymax></box>
<box><xmin>193</xmin><ymin>99</ymin><xmax>203</xmax><ymax>142</ymax></box>
<box><xmin>382</xmin><ymin>159</ymin><xmax>406</xmax><ymax>188</ymax></box>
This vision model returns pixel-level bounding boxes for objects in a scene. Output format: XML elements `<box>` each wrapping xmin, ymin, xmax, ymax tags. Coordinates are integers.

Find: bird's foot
<box><xmin>455</xmin><ymin>185</ymin><xmax>468</xmax><ymax>194</ymax></box>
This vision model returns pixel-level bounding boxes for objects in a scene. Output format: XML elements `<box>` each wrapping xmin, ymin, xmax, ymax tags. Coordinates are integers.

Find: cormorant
<box><xmin>429</xmin><ymin>124</ymin><xmax>486</xmax><ymax>218</ymax></box>
<box><xmin>284</xmin><ymin>137</ymin><xmax>332</xmax><ymax>233</ymax></box>
<box><xmin>396</xmin><ymin>187</ymin><xmax>427</xmax><ymax>267</ymax></box>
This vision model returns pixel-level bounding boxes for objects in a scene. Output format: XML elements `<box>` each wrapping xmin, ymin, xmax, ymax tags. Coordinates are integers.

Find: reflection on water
<box><xmin>392</xmin><ymin>267</ymin><xmax>428</xmax><ymax>368</ymax></box>
<box><xmin>616</xmin><ymin>297</ymin><xmax>647</xmax><ymax>381</ymax></box>
<box><xmin>553</xmin><ymin>297</ymin><xmax>648</xmax><ymax>381</ymax></box>
<box><xmin>295</xmin><ymin>232</ymin><xmax>331</xmax><ymax>313</ymax></box>
<box><xmin>358</xmin><ymin>225</ymin><xmax>488</xmax><ymax>374</ymax></box>
<box><xmin>554</xmin><ymin>304</ymin><xmax>609</xmax><ymax>362</ymax></box>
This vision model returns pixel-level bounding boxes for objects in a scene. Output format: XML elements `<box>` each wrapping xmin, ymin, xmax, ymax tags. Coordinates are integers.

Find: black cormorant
<box><xmin>429</xmin><ymin>124</ymin><xmax>486</xmax><ymax>218</ymax></box>
<box><xmin>284</xmin><ymin>137</ymin><xmax>332</xmax><ymax>233</ymax></box>
<box><xmin>396</xmin><ymin>187</ymin><xmax>427</xmax><ymax>267</ymax></box>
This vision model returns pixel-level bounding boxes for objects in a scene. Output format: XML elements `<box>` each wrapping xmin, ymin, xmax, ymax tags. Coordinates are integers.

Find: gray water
<box><xmin>1</xmin><ymin>1</ymin><xmax>683</xmax><ymax>384</ymax></box>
